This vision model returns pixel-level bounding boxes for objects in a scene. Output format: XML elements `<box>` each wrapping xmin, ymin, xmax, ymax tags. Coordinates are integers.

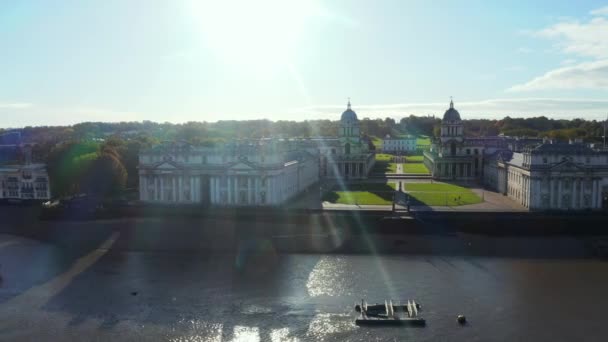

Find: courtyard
<box><xmin>322</xmin><ymin>181</ymin><xmax>482</xmax><ymax>207</ymax></box>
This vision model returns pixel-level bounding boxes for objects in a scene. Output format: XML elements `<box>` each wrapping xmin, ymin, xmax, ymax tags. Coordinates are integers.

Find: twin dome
<box><xmin>341</xmin><ymin>100</ymin><xmax>358</xmax><ymax>122</ymax></box>
<box><xmin>340</xmin><ymin>99</ymin><xmax>460</xmax><ymax>122</ymax></box>
<box><xmin>442</xmin><ymin>99</ymin><xmax>461</xmax><ymax>121</ymax></box>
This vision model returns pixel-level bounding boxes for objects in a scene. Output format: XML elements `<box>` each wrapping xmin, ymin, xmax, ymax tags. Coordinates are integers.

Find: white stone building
<box><xmin>138</xmin><ymin>140</ymin><xmax>319</xmax><ymax>206</ymax></box>
<box><xmin>423</xmin><ymin>100</ymin><xmax>485</xmax><ymax>180</ymax></box>
<box><xmin>317</xmin><ymin>100</ymin><xmax>376</xmax><ymax>179</ymax></box>
<box><xmin>0</xmin><ymin>163</ymin><xmax>51</xmax><ymax>201</ymax></box>
<box><xmin>382</xmin><ymin>135</ymin><xmax>417</xmax><ymax>153</ymax></box>
<box><xmin>484</xmin><ymin>144</ymin><xmax>608</xmax><ymax>210</ymax></box>
<box><xmin>137</xmin><ymin>100</ymin><xmax>380</xmax><ymax>207</ymax></box>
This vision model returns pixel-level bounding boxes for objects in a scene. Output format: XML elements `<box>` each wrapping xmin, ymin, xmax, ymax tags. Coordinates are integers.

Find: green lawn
<box><xmin>403</xmin><ymin>163</ymin><xmax>430</xmax><ymax>174</ymax></box>
<box><xmin>323</xmin><ymin>182</ymin><xmax>396</xmax><ymax>205</ymax></box>
<box><xmin>375</xmin><ymin>154</ymin><xmax>398</xmax><ymax>174</ymax></box>
<box><xmin>416</xmin><ymin>136</ymin><xmax>431</xmax><ymax>146</ymax></box>
<box><xmin>375</xmin><ymin>153</ymin><xmax>393</xmax><ymax>162</ymax></box>
<box><xmin>405</xmin><ymin>155</ymin><xmax>424</xmax><ymax>162</ymax></box>
<box><xmin>403</xmin><ymin>183</ymin><xmax>482</xmax><ymax>206</ymax></box>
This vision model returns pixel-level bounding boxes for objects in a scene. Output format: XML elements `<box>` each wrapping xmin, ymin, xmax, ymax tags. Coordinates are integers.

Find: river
<box><xmin>1</xmin><ymin>233</ymin><xmax>608</xmax><ymax>341</ymax></box>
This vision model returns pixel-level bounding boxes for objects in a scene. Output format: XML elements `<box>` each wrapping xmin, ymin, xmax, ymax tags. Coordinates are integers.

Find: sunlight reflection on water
<box><xmin>306</xmin><ymin>313</ymin><xmax>356</xmax><ymax>340</ymax></box>
<box><xmin>270</xmin><ymin>327</ymin><xmax>299</xmax><ymax>342</ymax></box>
<box><xmin>169</xmin><ymin>321</ymin><xmax>222</xmax><ymax>342</ymax></box>
<box><xmin>306</xmin><ymin>257</ymin><xmax>352</xmax><ymax>297</ymax></box>
<box><xmin>231</xmin><ymin>326</ymin><xmax>260</xmax><ymax>342</ymax></box>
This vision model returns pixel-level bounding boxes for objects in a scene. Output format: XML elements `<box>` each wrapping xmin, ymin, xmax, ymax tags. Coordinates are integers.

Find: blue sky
<box><xmin>1</xmin><ymin>0</ymin><xmax>608</xmax><ymax>127</ymax></box>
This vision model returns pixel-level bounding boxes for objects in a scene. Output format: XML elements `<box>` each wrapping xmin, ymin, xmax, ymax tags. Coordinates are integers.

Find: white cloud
<box><xmin>292</xmin><ymin>98</ymin><xmax>608</xmax><ymax>120</ymax></box>
<box><xmin>536</xmin><ymin>17</ymin><xmax>608</xmax><ymax>59</ymax></box>
<box><xmin>508</xmin><ymin>59</ymin><xmax>608</xmax><ymax>91</ymax></box>
<box><xmin>590</xmin><ymin>6</ymin><xmax>608</xmax><ymax>16</ymax></box>
<box><xmin>0</xmin><ymin>102</ymin><xmax>32</xmax><ymax>109</ymax></box>
<box><xmin>509</xmin><ymin>8</ymin><xmax>608</xmax><ymax>92</ymax></box>
<box><xmin>560</xmin><ymin>59</ymin><xmax>577</xmax><ymax>65</ymax></box>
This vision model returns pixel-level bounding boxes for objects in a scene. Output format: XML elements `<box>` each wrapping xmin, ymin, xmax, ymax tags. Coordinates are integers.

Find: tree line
<box><xmin>3</xmin><ymin>115</ymin><xmax>605</xmax><ymax>199</ymax></box>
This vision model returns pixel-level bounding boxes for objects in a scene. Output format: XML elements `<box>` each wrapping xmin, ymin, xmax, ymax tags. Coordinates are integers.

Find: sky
<box><xmin>1</xmin><ymin>0</ymin><xmax>608</xmax><ymax>127</ymax></box>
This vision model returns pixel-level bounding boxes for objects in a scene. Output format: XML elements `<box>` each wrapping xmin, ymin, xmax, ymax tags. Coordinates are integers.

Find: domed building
<box><xmin>423</xmin><ymin>99</ymin><xmax>484</xmax><ymax>180</ymax></box>
<box><xmin>317</xmin><ymin>99</ymin><xmax>376</xmax><ymax>179</ymax></box>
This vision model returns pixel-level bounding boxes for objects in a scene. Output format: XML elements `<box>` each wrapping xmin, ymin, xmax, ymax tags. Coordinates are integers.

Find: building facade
<box><xmin>138</xmin><ymin>100</ymin><xmax>376</xmax><ymax>206</ymax></box>
<box><xmin>382</xmin><ymin>135</ymin><xmax>417</xmax><ymax>153</ymax></box>
<box><xmin>484</xmin><ymin>144</ymin><xmax>608</xmax><ymax>210</ymax></box>
<box><xmin>423</xmin><ymin>100</ymin><xmax>485</xmax><ymax>180</ymax></box>
<box><xmin>0</xmin><ymin>144</ymin><xmax>51</xmax><ymax>201</ymax></box>
<box><xmin>317</xmin><ymin>100</ymin><xmax>375</xmax><ymax>180</ymax></box>
<box><xmin>425</xmin><ymin>99</ymin><xmax>608</xmax><ymax>211</ymax></box>
<box><xmin>0</xmin><ymin>163</ymin><xmax>51</xmax><ymax>201</ymax></box>
<box><xmin>138</xmin><ymin>140</ymin><xmax>319</xmax><ymax>206</ymax></box>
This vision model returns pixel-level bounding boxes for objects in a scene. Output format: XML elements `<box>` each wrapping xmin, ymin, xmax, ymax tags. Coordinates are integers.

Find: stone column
<box><xmin>151</xmin><ymin>176</ymin><xmax>156</xmax><ymax>201</ymax></box>
<box><xmin>235</xmin><ymin>177</ymin><xmax>240</xmax><ymax>204</ymax></box>
<box><xmin>171</xmin><ymin>177</ymin><xmax>175</xmax><ymax>202</ymax></box>
<box><xmin>209</xmin><ymin>177</ymin><xmax>214</xmax><ymax>203</ymax></box>
<box><xmin>217</xmin><ymin>176</ymin><xmax>221</xmax><ymax>204</ymax></box>
<box><xmin>140</xmin><ymin>175</ymin><xmax>146</xmax><ymax>200</ymax></box>
<box><xmin>557</xmin><ymin>178</ymin><xmax>562</xmax><ymax>209</ymax></box>
<box><xmin>190</xmin><ymin>176</ymin><xmax>194</xmax><ymax>202</ymax></box>
<box><xmin>579</xmin><ymin>178</ymin><xmax>584</xmax><ymax>209</ymax></box>
<box><xmin>593</xmin><ymin>179</ymin><xmax>599</xmax><ymax>208</ymax></box>
<box><xmin>570</xmin><ymin>177</ymin><xmax>575</xmax><ymax>209</ymax></box>
<box><xmin>591</xmin><ymin>179</ymin><xmax>596</xmax><ymax>208</ymax></box>
<box><xmin>598</xmin><ymin>181</ymin><xmax>604</xmax><ymax>209</ymax></box>
<box><xmin>217</xmin><ymin>177</ymin><xmax>221</xmax><ymax>204</ymax></box>
<box><xmin>254</xmin><ymin>178</ymin><xmax>259</xmax><ymax>205</ymax></box>
<box><xmin>160</xmin><ymin>176</ymin><xmax>164</xmax><ymax>202</ymax></box>
<box><xmin>548</xmin><ymin>177</ymin><xmax>554</xmax><ymax>208</ymax></box>
<box><xmin>227</xmin><ymin>177</ymin><xmax>232</xmax><ymax>204</ymax></box>
<box><xmin>248</xmin><ymin>177</ymin><xmax>252</xmax><ymax>204</ymax></box>
<box><xmin>178</xmin><ymin>176</ymin><xmax>183</xmax><ymax>202</ymax></box>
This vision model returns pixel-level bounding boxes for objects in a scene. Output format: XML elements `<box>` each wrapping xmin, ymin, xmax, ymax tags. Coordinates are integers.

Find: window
<box><xmin>466</xmin><ymin>149</ymin><xmax>470</xmax><ymax>155</ymax></box>
<box><xmin>543</xmin><ymin>157</ymin><xmax>547</xmax><ymax>164</ymax></box>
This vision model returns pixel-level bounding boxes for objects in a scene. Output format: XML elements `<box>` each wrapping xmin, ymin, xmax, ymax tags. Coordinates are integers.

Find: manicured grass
<box><xmin>405</xmin><ymin>155</ymin><xmax>424</xmax><ymax>162</ymax></box>
<box><xmin>375</xmin><ymin>153</ymin><xmax>393</xmax><ymax>162</ymax></box>
<box><xmin>374</xmin><ymin>154</ymin><xmax>397</xmax><ymax>174</ymax></box>
<box><xmin>403</xmin><ymin>163</ymin><xmax>430</xmax><ymax>174</ymax></box>
<box><xmin>416</xmin><ymin>136</ymin><xmax>431</xmax><ymax>146</ymax></box>
<box><xmin>323</xmin><ymin>182</ymin><xmax>396</xmax><ymax>205</ymax></box>
<box><xmin>403</xmin><ymin>183</ymin><xmax>482</xmax><ymax>206</ymax></box>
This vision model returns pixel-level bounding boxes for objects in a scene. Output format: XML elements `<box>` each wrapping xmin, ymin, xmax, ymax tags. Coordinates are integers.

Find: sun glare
<box><xmin>190</xmin><ymin>0</ymin><xmax>321</xmax><ymax>72</ymax></box>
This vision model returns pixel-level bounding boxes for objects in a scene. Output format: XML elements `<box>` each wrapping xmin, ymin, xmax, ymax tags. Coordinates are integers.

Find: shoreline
<box><xmin>2</xmin><ymin>206</ymin><xmax>607</xmax><ymax>258</ymax></box>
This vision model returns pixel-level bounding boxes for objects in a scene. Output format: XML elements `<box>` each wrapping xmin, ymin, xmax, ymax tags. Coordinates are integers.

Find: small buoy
<box><xmin>457</xmin><ymin>315</ymin><xmax>466</xmax><ymax>324</ymax></box>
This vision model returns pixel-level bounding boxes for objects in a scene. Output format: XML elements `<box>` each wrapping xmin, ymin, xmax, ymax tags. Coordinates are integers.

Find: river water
<box><xmin>1</xmin><ymin>234</ymin><xmax>608</xmax><ymax>341</ymax></box>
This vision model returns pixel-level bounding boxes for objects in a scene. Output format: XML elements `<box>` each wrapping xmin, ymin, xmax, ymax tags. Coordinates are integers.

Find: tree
<box><xmin>46</xmin><ymin>141</ymin><xmax>100</xmax><ymax>196</ymax></box>
<box><xmin>79</xmin><ymin>153</ymin><xmax>127</xmax><ymax>197</ymax></box>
